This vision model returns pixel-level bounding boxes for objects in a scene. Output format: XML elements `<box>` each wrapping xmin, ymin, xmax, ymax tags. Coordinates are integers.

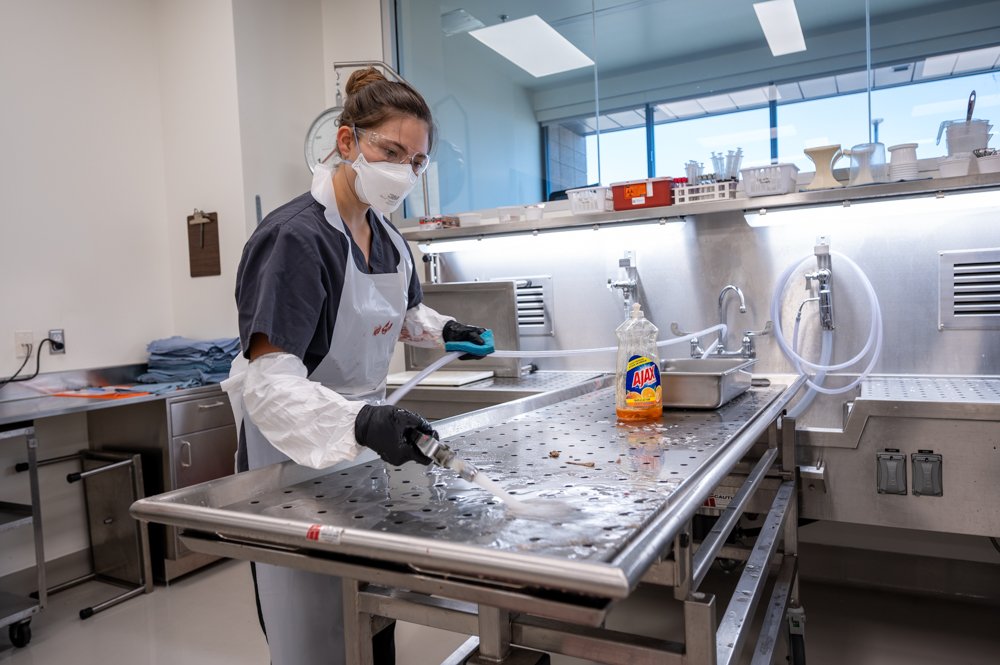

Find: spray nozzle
<box><xmin>412</xmin><ymin>432</ymin><xmax>479</xmax><ymax>481</ymax></box>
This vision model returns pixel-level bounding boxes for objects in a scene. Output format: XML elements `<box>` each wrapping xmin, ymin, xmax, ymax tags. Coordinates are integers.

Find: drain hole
<box><xmin>318</xmin><ymin>510</ymin><xmax>327</xmax><ymax>514</ymax></box>
<box><xmin>283</xmin><ymin>490</ymin><xmax>292</xmax><ymax>494</ymax></box>
<box><xmin>282</xmin><ymin>505</ymin><xmax>292</xmax><ymax>509</ymax></box>
<box><xmin>353</xmin><ymin>515</ymin><xmax>364</xmax><ymax>520</ymax></box>
<box><xmin>250</xmin><ymin>500</ymin><xmax>259</xmax><ymax>505</ymax></box>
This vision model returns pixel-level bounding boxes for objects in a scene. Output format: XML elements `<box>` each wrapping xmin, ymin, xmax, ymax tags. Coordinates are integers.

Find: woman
<box><xmin>223</xmin><ymin>67</ymin><xmax>490</xmax><ymax>665</ymax></box>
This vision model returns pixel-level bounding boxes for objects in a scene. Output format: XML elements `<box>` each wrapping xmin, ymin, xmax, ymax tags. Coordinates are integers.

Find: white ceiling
<box><xmin>438</xmin><ymin>0</ymin><xmax>999</xmax><ymax>89</ymax></box>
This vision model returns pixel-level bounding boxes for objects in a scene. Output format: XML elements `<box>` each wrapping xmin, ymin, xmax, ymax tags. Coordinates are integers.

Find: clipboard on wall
<box><xmin>187</xmin><ymin>209</ymin><xmax>220</xmax><ymax>277</ymax></box>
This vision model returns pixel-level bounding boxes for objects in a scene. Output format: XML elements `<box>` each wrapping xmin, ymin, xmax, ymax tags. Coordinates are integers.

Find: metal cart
<box><xmin>16</xmin><ymin>450</ymin><xmax>153</xmax><ymax>619</ymax></box>
<box><xmin>0</xmin><ymin>422</ymin><xmax>46</xmax><ymax>648</ymax></box>
<box><xmin>133</xmin><ymin>374</ymin><xmax>808</xmax><ymax>665</ymax></box>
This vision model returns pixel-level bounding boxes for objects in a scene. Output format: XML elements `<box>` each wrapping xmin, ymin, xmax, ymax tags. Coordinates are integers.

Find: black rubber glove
<box><xmin>442</xmin><ymin>320</ymin><xmax>488</xmax><ymax>360</ymax></box>
<box><xmin>355</xmin><ymin>404</ymin><xmax>435</xmax><ymax>466</ymax></box>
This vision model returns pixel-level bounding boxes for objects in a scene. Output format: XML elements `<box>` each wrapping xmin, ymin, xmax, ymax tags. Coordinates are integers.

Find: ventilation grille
<box><xmin>939</xmin><ymin>249</ymin><xmax>1000</xmax><ymax>330</ymax></box>
<box><xmin>493</xmin><ymin>276</ymin><xmax>554</xmax><ymax>337</ymax></box>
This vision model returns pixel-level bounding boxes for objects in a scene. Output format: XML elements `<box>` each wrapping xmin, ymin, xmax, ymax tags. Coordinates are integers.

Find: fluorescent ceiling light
<box><xmin>753</xmin><ymin>0</ymin><xmax>806</xmax><ymax>57</ymax></box>
<box><xmin>469</xmin><ymin>15</ymin><xmax>593</xmax><ymax>78</ymax></box>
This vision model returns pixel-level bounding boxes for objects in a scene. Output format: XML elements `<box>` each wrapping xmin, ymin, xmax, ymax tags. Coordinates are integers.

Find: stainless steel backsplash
<box><xmin>432</xmin><ymin>198</ymin><xmax>1000</xmax><ymax>379</ymax></box>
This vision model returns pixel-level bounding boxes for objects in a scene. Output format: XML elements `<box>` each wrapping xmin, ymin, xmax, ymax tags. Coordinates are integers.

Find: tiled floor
<box><xmin>1</xmin><ymin>559</ymin><xmax>997</xmax><ymax>664</ymax></box>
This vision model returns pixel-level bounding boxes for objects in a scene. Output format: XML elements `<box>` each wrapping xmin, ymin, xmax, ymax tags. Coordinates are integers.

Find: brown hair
<box><xmin>338</xmin><ymin>67</ymin><xmax>434</xmax><ymax>151</ymax></box>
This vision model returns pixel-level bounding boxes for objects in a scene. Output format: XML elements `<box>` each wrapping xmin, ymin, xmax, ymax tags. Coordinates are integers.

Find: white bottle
<box><xmin>615</xmin><ymin>302</ymin><xmax>662</xmax><ymax>421</ymax></box>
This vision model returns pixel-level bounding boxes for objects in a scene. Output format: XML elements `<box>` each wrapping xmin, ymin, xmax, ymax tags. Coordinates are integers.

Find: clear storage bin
<box><xmin>740</xmin><ymin>164</ymin><xmax>799</xmax><ymax>197</ymax></box>
<box><xmin>566</xmin><ymin>186</ymin><xmax>614</xmax><ymax>214</ymax></box>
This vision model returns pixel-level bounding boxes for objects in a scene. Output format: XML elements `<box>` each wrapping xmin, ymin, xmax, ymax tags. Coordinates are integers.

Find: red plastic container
<box><xmin>611</xmin><ymin>177</ymin><xmax>673</xmax><ymax>210</ymax></box>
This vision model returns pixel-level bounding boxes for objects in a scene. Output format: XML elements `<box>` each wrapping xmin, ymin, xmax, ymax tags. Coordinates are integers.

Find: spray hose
<box><xmin>385</xmin><ymin>323</ymin><xmax>728</xmax><ymax>406</ymax></box>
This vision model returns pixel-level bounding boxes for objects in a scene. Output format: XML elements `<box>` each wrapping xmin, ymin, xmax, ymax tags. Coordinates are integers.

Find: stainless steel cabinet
<box><xmin>88</xmin><ymin>385</ymin><xmax>237</xmax><ymax>581</ymax></box>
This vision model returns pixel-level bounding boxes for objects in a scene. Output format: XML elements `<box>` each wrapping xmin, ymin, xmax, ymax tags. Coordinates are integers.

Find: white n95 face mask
<box><xmin>352</xmin><ymin>151</ymin><xmax>419</xmax><ymax>215</ymax></box>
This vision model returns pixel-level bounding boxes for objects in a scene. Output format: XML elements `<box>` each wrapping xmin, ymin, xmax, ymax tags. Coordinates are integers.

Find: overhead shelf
<box><xmin>401</xmin><ymin>172</ymin><xmax>1000</xmax><ymax>243</ymax></box>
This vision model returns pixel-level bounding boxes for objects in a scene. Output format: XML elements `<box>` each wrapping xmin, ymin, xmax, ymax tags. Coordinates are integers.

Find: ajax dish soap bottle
<box><xmin>616</xmin><ymin>302</ymin><xmax>663</xmax><ymax>421</ymax></box>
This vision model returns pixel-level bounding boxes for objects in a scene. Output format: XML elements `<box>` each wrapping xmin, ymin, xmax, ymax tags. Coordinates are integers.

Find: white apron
<box><xmin>238</xmin><ymin>167</ymin><xmax>412</xmax><ymax>665</ymax></box>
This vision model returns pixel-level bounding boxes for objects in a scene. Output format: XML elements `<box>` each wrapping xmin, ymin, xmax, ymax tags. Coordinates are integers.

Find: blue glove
<box><xmin>443</xmin><ymin>321</ymin><xmax>495</xmax><ymax>359</ymax></box>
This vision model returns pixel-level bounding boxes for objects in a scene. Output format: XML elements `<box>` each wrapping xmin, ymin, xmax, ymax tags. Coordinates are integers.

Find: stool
<box><xmin>17</xmin><ymin>450</ymin><xmax>153</xmax><ymax>619</ymax></box>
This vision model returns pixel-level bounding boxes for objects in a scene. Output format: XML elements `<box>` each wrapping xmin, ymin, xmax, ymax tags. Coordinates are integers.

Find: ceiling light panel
<box><xmin>798</xmin><ymin>76</ymin><xmax>836</xmax><ymax>98</ymax></box>
<box><xmin>661</xmin><ymin>99</ymin><xmax>707</xmax><ymax>118</ymax></box>
<box><xmin>698</xmin><ymin>94</ymin><xmax>737</xmax><ymax>113</ymax></box>
<box><xmin>729</xmin><ymin>87</ymin><xmax>770</xmax><ymax>108</ymax></box>
<box><xmin>605</xmin><ymin>110</ymin><xmax>646</xmax><ymax>129</ymax></box>
<box><xmin>835</xmin><ymin>70</ymin><xmax>869</xmax><ymax>93</ymax></box>
<box><xmin>919</xmin><ymin>53</ymin><xmax>957</xmax><ymax>79</ymax></box>
<box><xmin>873</xmin><ymin>64</ymin><xmax>913</xmax><ymax>87</ymax></box>
<box><xmin>953</xmin><ymin>45</ymin><xmax>1000</xmax><ymax>74</ymax></box>
<box><xmin>753</xmin><ymin>0</ymin><xmax>806</xmax><ymax>57</ymax></box>
<box><xmin>775</xmin><ymin>83</ymin><xmax>803</xmax><ymax>102</ymax></box>
<box><xmin>469</xmin><ymin>15</ymin><xmax>594</xmax><ymax>78</ymax></box>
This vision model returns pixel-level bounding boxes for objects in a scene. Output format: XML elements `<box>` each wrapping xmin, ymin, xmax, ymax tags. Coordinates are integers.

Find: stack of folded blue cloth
<box><xmin>136</xmin><ymin>336</ymin><xmax>240</xmax><ymax>386</ymax></box>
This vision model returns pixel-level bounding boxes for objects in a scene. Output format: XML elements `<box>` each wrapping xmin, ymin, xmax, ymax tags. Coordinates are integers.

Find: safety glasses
<box><xmin>354</xmin><ymin>126</ymin><xmax>430</xmax><ymax>176</ymax></box>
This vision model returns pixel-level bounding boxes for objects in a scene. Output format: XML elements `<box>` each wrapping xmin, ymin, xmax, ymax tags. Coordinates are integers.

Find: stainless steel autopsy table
<box><xmin>132</xmin><ymin>374</ymin><xmax>808</xmax><ymax>665</ymax></box>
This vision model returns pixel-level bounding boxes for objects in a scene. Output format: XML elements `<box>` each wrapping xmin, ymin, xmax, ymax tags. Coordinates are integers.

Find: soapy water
<box><xmin>472</xmin><ymin>474</ymin><xmax>575</xmax><ymax>520</ymax></box>
<box><xmin>439</xmin><ymin>453</ymin><xmax>575</xmax><ymax>520</ymax></box>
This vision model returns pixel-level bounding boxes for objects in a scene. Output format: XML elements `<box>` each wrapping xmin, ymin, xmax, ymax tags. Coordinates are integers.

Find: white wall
<box><xmin>0</xmin><ymin>0</ymin><xmax>389</xmax><ymax>580</ymax></box>
<box><xmin>233</xmin><ymin>0</ymin><xmax>327</xmax><ymax>233</ymax></box>
<box><xmin>320</xmin><ymin>0</ymin><xmax>386</xmax><ymax>108</ymax></box>
<box><xmin>0</xmin><ymin>0</ymin><xmax>174</xmax><ymax>377</ymax></box>
<box><xmin>154</xmin><ymin>0</ymin><xmax>247</xmax><ymax>339</ymax></box>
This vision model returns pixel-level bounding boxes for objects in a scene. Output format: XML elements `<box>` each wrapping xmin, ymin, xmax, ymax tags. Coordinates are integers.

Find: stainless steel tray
<box><xmin>132</xmin><ymin>379</ymin><xmax>791</xmax><ymax>602</ymax></box>
<box><xmin>661</xmin><ymin>358</ymin><xmax>756</xmax><ymax>409</ymax></box>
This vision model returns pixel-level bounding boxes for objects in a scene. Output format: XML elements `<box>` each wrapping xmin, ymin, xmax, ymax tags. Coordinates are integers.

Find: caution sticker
<box><xmin>305</xmin><ymin>524</ymin><xmax>343</xmax><ymax>545</ymax></box>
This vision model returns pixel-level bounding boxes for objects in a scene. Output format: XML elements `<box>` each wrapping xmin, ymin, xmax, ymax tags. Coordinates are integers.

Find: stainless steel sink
<box><xmin>660</xmin><ymin>358</ymin><xmax>756</xmax><ymax>409</ymax></box>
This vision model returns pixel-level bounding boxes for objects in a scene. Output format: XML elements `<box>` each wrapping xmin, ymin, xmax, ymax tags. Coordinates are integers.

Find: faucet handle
<box><xmin>744</xmin><ymin>321</ymin><xmax>773</xmax><ymax>337</ymax></box>
<box><xmin>670</xmin><ymin>322</ymin><xmax>694</xmax><ymax>336</ymax></box>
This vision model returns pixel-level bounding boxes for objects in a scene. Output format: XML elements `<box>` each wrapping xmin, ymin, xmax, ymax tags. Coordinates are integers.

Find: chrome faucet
<box><xmin>716</xmin><ymin>285</ymin><xmax>747</xmax><ymax>355</ymax></box>
<box><xmin>608</xmin><ymin>251</ymin><xmax>638</xmax><ymax>316</ymax></box>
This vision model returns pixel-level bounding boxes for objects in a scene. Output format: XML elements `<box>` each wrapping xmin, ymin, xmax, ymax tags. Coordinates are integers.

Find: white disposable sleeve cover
<box><xmin>399</xmin><ymin>303</ymin><xmax>455</xmax><ymax>348</ymax></box>
<box><xmin>223</xmin><ymin>352</ymin><xmax>365</xmax><ymax>469</ymax></box>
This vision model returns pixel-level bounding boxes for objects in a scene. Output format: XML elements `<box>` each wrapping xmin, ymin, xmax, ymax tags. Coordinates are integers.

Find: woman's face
<box><xmin>338</xmin><ymin>115</ymin><xmax>430</xmax><ymax>171</ymax></box>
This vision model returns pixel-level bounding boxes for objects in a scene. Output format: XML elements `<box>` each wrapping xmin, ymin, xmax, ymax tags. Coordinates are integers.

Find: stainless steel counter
<box><xmin>796</xmin><ymin>374</ymin><xmax>1000</xmax><ymax>538</ymax></box>
<box><xmin>0</xmin><ymin>384</ymin><xmax>224</xmax><ymax>428</ymax></box>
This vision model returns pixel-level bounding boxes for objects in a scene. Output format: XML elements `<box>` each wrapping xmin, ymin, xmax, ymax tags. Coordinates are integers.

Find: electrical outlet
<box><xmin>14</xmin><ymin>331</ymin><xmax>33</xmax><ymax>359</ymax></box>
<box><xmin>48</xmin><ymin>329</ymin><xmax>65</xmax><ymax>355</ymax></box>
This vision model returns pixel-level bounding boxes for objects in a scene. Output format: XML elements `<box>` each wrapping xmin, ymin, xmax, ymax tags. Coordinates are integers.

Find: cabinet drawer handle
<box><xmin>180</xmin><ymin>440</ymin><xmax>192</xmax><ymax>468</ymax></box>
<box><xmin>197</xmin><ymin>401</ymin><xmax>226</xmax><ymax>410</ymax></box>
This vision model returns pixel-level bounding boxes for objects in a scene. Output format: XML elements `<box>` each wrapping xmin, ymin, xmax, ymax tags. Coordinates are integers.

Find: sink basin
<box><xmin>660</xmin><ymin>358</ymin><xmax>756</xmax><ymax>409</ymax></box>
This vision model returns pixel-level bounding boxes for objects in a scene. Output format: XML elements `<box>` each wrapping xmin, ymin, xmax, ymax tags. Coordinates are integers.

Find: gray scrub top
<box><xmin>235</xmin><ymin>192</ymin><xmax>422</xmax><ymax>374</ymax></box>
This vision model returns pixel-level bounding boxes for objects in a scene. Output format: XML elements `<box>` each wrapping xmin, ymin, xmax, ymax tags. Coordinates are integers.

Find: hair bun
<box><xmin>345</xmin><ymin>67</ymin><xmax>387</xmax><ymax>96</ymax></box>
